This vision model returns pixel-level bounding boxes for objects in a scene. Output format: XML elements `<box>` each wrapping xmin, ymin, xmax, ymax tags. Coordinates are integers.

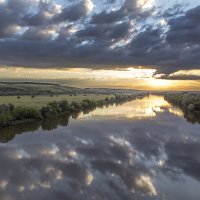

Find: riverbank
<box><xmin>164</xmin><ymin>92</ymin><xmax>200</xmax><ymax>123</ymax></box>
<box><xmin>0</xmin><ymin>93</ymin><xmax>146</xmax><ymax>128</ymax></box>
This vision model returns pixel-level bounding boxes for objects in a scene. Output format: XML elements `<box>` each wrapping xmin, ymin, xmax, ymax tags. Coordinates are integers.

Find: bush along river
<box><xmin>0</xmin><ymin>94</ymin><xmax>145</xmax><ymax>127</ymax></box>
<box><xmin>0</xmin><ymin>95</ymin><xmax>200</xmax><ymax>200</ymax></box>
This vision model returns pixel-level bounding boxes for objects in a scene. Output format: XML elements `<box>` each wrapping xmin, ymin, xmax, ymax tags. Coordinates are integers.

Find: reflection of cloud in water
<box><xmin>0</xmin><ymin>95</ymin><xmax>199</xmax><ymax>199</ymax></box>
<box><xmin>68</xmin><ymin>150</ymin><xmax>78</xmax><ymax>159</ymax></box>
<box><xmin>0</xmin><ymin>180</ymin><xmax>8</xmax><ymax>190</ymax></box>
<box><xmin>14</xmin><ymin>149</ymin><xmax>30</xmax><ymax>160</ymax></box>
<box><xmin>109</xmin><ymin>135</ymin><xmax>131</xmax><ymax>148</ymax></box>
<box><xmin>85</xmin><ymin>171</ymin><xmax>94</xmax><ymax>186</ymax></box>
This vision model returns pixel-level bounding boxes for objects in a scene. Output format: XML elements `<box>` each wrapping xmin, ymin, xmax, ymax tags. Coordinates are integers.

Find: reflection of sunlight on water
<box><xmin>78</xmin><ymin>95</ymin><xmax>172</xmax><ymax>120</ymax></box>
<box><xmin>144</xmin><ymin>107</ymin><xmax>156</xmax><ymax>117</ymax></box>
<box><xmin>168</xmin><ymin>107</ymin><xmax>183</xmax><ymax>117</ymax></box>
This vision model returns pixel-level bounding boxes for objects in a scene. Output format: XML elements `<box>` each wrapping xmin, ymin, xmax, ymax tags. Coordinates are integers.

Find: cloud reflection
<box><xmin>0</xmin><ymin>95</ymin><xmax>199</xmax><ymax>199</ymax></box>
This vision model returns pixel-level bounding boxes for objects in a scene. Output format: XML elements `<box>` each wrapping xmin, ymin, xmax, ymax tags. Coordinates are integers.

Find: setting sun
<box><xmin>148</xmin><ymin>78</ymin><xmax>172</xmax><ymax>88</ymax></box>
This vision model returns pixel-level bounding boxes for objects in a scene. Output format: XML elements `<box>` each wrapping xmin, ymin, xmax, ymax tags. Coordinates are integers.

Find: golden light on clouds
<box><xmin>147</xmin><ymin>78</ymin><xmax>172</xmax><ymax>88</ymax></box>
<box><xmin>171</xmin><ymin>69</ymin><xmax>200</xmax><ymax>77</ymax></box>
<box><xmin>0</xmin><ymin>66</ymin><xmax>199</xmax><ymax>91</ymax></box>
<box><xmin>0</xmin><ymin>66</ymin><xmax>155</xmax><ymax>80</ymax></box>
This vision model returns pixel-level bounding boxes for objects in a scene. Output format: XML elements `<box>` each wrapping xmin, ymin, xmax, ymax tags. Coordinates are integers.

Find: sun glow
<box><xmin>148</xmin><ymin>78</ymin><xmax>172</xmax><ymax>88</ymax></box>
<box><xmin>0</xmin><ymin>66</ymin><xmax>200</xmax><ymax>91</ymax></box>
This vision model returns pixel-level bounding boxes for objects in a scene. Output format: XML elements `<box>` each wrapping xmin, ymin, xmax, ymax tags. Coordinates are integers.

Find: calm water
<box><xmin>0</xmin><ymin>95</ymin><xmax>200</xmax><ymax>200</ymax></box>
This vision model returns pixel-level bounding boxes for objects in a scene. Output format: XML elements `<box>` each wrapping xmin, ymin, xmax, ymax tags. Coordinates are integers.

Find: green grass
<box><xmin>0</xmin><ymin>94</ymin><xmax>113</xmax><ymax>109</ymax></box>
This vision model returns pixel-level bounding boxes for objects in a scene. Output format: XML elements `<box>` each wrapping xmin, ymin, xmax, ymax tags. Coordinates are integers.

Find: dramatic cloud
<box><xmin>166</xmin><ymin>5</ymin><xmax>200</xmax><ymax>44</ymax></box>
<box><xmin>0</xmin><ymin>0</ymin><xmax>199</xmax><ymax>78</ymax></box>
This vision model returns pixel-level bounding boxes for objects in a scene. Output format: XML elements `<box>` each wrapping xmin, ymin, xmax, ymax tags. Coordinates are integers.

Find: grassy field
<box><xmin>0</xmin><ymin>94</ymin><xmax>113</xmax><ymax>109</ymax></box>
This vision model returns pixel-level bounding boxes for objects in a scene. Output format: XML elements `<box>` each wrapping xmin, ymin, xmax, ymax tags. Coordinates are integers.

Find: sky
<box><xmin>0</xmin><ymin>0</ymin><xmax>200</xmax><ymax>90</ymax></box>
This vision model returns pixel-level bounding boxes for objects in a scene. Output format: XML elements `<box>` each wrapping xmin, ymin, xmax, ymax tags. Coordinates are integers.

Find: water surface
<box><xmin>0</xmin><ymin>95</ymin><xmax>200</xmax><ymax>200</ymax></box>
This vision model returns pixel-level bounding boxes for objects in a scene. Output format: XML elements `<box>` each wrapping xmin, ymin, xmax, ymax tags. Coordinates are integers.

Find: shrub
<box><xmin>194</xmin><ymin>102</ymin><xmax>200</xmax><ymax>111</ymax></box>
<box><xmin>8</xmin><ymin>103</ymin><xmax>15</xmax><ymax>112</ymax></box>
<box><xmin>81</xmin><ymin>99</ymin><xmax>96</xmax><ymax>110</ymax></box>
<box><xmin>40</xmin><ymin>105</ymin><xmax>53</xmax><ymax>118</ymax></box>
<box><xmin>40</xmin><ymin>101</ymin><xmax>63</xmax><ymax>118</ymax></box>
<box><xmin>59</xmin><ymin>100</ymin><xmax>69</xmax><ymax>113</ymax></box>
<box><xmin>12</xmin><ymin>106</ymin><xmax>42</xmax><ymax>120</ymax></box>
<box><xmin>0</xmin><ymin>113</ymin><xmax>13</xmax><ymax>127</ymax></box>
<box><xmin>70</xmin><ymin>101</ymin><xmax>81</xmax><ymax>112</ymax></box>
<box><xmin>0</xmin><ymin>104</ymin><xmax>10</xmax><ymax>113</ymax></box>
<box><xmin>47</xmin><ymin>101</ymin><xmax>62</xmax><ymax>114</ymax></box>
<box><xmin>0</xmin><ymin>94</ymin><xmax>139</xmax><ymax>127</ymax></box>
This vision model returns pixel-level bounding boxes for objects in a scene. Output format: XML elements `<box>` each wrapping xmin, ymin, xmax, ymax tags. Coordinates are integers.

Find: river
<box><xmin>0</xmin><ymin>95</ymin><xmax>200</xmax><ymax>200</ymax></box>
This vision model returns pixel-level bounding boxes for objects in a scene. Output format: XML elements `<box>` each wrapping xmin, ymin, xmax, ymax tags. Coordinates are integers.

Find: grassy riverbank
<box><xmin>0</xmin><ymin>94</ymin><xmax>145</xmax><ymax>127</ymax></box>
<box><xmin>164</xmin><ymin>92</ymin><xmax>200</xmax><ymax>123</ymax></box>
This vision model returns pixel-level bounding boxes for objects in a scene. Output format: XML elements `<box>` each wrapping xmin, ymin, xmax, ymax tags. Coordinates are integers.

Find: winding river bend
<box><xmin>0</xmin><ymin>95</ymin><xmax>200</xmax><ymax>200</ymax></box>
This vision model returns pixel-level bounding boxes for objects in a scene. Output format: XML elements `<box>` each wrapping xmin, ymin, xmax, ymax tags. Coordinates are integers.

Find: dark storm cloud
<box><xmin>0</xmin><ymin>0</ymin><xmax>35</xmax><ymax>38</ymax></box>
<box><xmin>90</xmin><ymin>10</ymin><xmax>125</xmax><ymax>24</ymax></box>
<box><xmin>90</xmin><ymin>0</ymin><xmax>151</xmax><ymax>24</ymax></box>
<box><xmin>24</xmin><ymin>0</ymin><xmax>92</xmax><ymax>26</ymax></box>
<box><xmin>166</xmin><ymin>5</ymin><xmax>200</xmax><ymax>44</ymax></box>
<box><xmin>76</xmin><ymin>21</ymin><xmax>130</xmax><ymax>41</ymax></box>
<box><xmin>24</xmin><ymin>1</ymin><xmax>54</xmax><ymax>27</ymax></box>
<box><xmin>158</xmin><ymin>74</ymin><xmax>200</xmax><ymax>80</ymax></box>
<box><xmin>21</xmin><ymin>27</ymin><xmax>56</xmax><ymax>41</ymax></box>
<box><xmin>55</xmin><ymin>0</ymin><xmax>91</xmax><ymax>22</ymax></box>
<box><xmin>0</xmin><ymin>0</ymin><xmax>200</xmax><ymax>78</ymax></box>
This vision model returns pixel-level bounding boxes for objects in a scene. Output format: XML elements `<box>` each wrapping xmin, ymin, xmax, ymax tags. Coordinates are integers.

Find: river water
<box><xmin>0</xmin><ymin>95</ymin><xmax>200</xmax><ymax>200</ymax></box>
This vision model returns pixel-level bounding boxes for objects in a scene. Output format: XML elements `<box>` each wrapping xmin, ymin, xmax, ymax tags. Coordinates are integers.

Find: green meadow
<box><xmin>0</xmin><ymin>94</ymin><xmax>113</xmax><ymax>109</ymax></box>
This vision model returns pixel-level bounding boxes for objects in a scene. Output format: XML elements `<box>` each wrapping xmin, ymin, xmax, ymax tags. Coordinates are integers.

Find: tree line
<box><xmin>0</xmin><ymin>94</ymin><xmax>144</xmax><ymax>127</ymax></box>
<box><xmin>164</xmin><ymin>93</ymin><xmax>200</xmax><ymax>124</ymax></box>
